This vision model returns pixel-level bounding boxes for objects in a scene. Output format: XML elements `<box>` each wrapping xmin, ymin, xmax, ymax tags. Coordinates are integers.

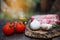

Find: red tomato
<box><xmin>16</xmin><ymin>22</ymin><xmax>25</xmax><ymax>33</ymax></box>
<box><xmin>5</xmin><ymin>22</ymin><xmax>14</xmax><ymax>27</ymax></box>
<box><xmin>2</xmin><ymin>22</ymin><xmax>15</xmax><ymax>36</ymax></box>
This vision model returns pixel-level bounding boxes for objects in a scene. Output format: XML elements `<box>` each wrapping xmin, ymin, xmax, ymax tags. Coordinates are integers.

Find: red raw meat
<box><xmin>31</xmin><ymin>14</ymin><xmax>59</xmax><ymax>24</ymax></box>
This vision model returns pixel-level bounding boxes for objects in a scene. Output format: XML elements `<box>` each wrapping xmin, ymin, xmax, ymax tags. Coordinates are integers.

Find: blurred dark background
<box><xmin>35</xmin><ymin>0</ymin><xmax>60</xmax><ymax>13</ymax></box>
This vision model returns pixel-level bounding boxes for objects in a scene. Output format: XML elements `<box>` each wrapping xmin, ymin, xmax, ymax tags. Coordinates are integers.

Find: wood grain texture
<box><xmin>25</xmin><ymin>20</ymin><xmax>60</xmax><ymax>39</ymax></box>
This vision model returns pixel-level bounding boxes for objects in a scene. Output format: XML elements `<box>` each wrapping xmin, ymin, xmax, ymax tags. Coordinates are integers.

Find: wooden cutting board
<box><xmin>25</xmin><ymin>20</ymin><xmax>60</xmax><ymax>39</ymax></box>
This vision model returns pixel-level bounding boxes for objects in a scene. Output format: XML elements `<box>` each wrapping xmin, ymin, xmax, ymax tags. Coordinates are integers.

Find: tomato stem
<box><xmin>10</xmin><ymin>22</ymin><xmax>13</xmax><ymax>28</ymax></box>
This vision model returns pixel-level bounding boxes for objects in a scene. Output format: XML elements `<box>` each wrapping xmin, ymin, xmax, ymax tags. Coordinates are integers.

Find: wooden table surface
<box><xmin>0</xmin><ymin>29</ymin><xmax>60</xmax><ymax>40</ymax></box>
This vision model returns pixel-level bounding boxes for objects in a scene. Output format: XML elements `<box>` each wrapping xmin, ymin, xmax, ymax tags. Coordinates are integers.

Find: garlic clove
<box><xmin>41</xmin><ymin>24</ymin><xmax>52</xmax><ymax>30</ymax></box>
<box><xmin>30</xmin><ymin>19</ymin><xmax>41</xmax><ymax>30</ymax></box>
